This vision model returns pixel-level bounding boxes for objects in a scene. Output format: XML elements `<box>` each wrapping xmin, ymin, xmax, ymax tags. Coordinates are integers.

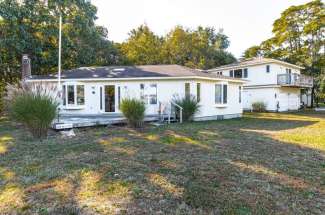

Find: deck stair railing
<box><xmin>158</xmin><ymin>101</ymin><xmax>183</xmax><ymax>124</ymax></box>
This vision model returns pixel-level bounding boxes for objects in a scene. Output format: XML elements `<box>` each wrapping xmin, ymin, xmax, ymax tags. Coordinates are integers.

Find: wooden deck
<box><xmin>53</xmin><ymin>113</ymin><xmax>163</xmax><ymax>129</ymax></box>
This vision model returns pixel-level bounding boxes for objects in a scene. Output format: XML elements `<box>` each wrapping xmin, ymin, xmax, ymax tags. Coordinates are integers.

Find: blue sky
<box><xmin>92</xmin><ymin>0</ymin><xmax>310</xmax><ymax>58</ymax></box>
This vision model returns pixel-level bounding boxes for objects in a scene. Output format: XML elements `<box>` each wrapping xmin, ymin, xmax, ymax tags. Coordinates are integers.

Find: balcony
<box><xmin>277</xmin><ymin>73</ymin><xmax>313</xmax><ymax>88</ymax></box>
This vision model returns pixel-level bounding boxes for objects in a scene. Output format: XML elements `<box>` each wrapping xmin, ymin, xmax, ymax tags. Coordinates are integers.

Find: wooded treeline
<box><xmin>0</xmin><ymin>0</ymin><xmax>324</xmax><ymax>110</ymax></box>
<box><xmin>244</xmin><ymin>0</ymin><xmax>325</xmax><ymax>104</ymax></box>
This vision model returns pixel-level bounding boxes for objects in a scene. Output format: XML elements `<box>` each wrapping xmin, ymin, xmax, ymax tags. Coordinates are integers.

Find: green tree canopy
<box><xmin>0</xmin><ymin>0</ymin><xmax>120</xmax><ymax>79</ymax></box>
<box><xmin>243</xmin><ymin>0</ymin><xmax>325</xmax><ymax>103</ymax></box>
<box><xmin>121</xmin><ymin>25</ymin><xmax>236</xmax><ymax>69</ymax></box>
<box><xmin>120</xmin><ymin>25</ymin><xmax>163</xmax><ymax>65</ymax></box>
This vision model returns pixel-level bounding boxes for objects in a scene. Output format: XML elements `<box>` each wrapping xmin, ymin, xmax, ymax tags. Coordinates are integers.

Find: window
<box><xmin>223</xmin><ymin>85</ymin><xmax>227</xmax><ymax>104</ymax></box>
<box><xmin>266</xmin><ymin>65</ymin><xmax>270</xmax><ymax>73</ymax></box>
<box><xmin>67</xmin><ymin>85</ymin><xmax>75</xmax><ymax>105</ymax></box>
<box><xmin>140</xmin><ymin>83</ymin><xmax>157</xmax><ymax>105</ymax></box>
<box><xmin>185</xmin><ymin>83</ymin><xmax>190</xmax><ymax>98</ymax></box>
<box><xmin>197</xmin><ymin>83</ymin><xmax>201</xmax><ymax>102</ymax></box>
<box><xmin>140</xmin><ymin>83</ymin><xmax>145</xmax><ymax>102</ymax></box>
<box><xmin>100</xmin><ymin>86</ymin><xmax>103</xmax><ymax>110</ymax></box>
<box><xmin>215</xmin><ymin>84</ymin><xmax>227</xmax><ymax>104</ymax></box>
<box><xmin>230</xmin><ymin>70</ymin><xmax>234</xmax><ymax>77</ymax></box>
<box><xmin>118</xmin><ymin>86</ymin><xmax>121</xmax><ymax>108</ymax></box>
<box><xmin>216</xmin><ymin>71</ymin><xmax>223</xmax><ymax>76</ymax></box>
<box><xmin>149</xmin><ymin>84</ymin><xmax>157</xmax><ymax>104</ymax></box>
<box><xmin>234</xmin><ymin>69</ymin><xmax>242</xmax><ymax>78</ymax></box>
<box><xmin>77</xmin><ymin>85</ymin><xmax>85</xmax><ymax>105</ymax></box>
<box><xmin>63</xmin><ymin>84</ymin><xmax>85</xmax><ymax>106</ymax></box>
<box><xmin>62</xmin><ymin>85</ymin><xmax>66</xmax><ymax>105</ymax></box>
<box><xmin>239</xmin><ymin>86</ymin><xmax>242</xmax><ymax>103</ymax></box>
<box><xmin>244</xmin><ymin>68</ymin><xmax>248</xmax><ymax>78</ymax></box>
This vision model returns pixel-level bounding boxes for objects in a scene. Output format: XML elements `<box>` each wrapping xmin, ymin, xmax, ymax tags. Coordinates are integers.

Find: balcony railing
<box><xmin>277</xmin><ymin>74</ymin><xmax>313</xmax><ymax>87</ymax></box>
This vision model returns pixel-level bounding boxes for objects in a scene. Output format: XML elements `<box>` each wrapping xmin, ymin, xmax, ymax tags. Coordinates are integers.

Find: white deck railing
<box><xmin>277</xmin><ymin>74</ymin><xmax>313</xmax><ymax>87</ymax></box>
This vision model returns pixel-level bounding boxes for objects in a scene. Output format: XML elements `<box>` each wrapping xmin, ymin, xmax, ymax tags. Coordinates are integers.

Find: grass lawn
<box><xmin>0</xmin><ymin>112</ymin><xmax>324</xmax><ymax>214</ymax></box>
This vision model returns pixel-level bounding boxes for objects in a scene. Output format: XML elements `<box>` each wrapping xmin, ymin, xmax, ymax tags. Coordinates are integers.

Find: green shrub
<box><xmin>252</xmin><ymin>101</ymin><xmax>267</xmax><ymax>112</ymax></box>
<box><xmin>172</xmin><ymin>95</ymin><xmax>200</xmax><ymax>122</ymax></box>
<box><xmin>6</xmin><ymin>82</ymin><xmax>58</xmax><ymax>139</ymax></box>
<box><xmin>120</xmin><ymin>98</ymin><xmax>146</xmax><ymax>128</ymax></box>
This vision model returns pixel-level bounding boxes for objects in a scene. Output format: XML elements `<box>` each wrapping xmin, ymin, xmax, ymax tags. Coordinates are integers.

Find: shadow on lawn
<box><xmin>0</xmin><ymin>113</ymin><xmax>324</xmax><ymax>214</ymax></box>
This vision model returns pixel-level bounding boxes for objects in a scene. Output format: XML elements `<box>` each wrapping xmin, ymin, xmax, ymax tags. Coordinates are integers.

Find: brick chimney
<box><xmin>22</xmin><ymin>54</ymin><xmax>31</xmax><ymax>80</ymax></box>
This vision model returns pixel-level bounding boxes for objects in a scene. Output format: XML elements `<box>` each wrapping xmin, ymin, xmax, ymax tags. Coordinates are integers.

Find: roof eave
<box><xmin>26</xmin><ymin>75</ymin><xmax>247</xmax><ymax>83</ymax></box>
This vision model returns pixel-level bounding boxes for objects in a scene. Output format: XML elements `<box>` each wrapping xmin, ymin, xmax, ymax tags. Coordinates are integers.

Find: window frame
<box><xmin>243</xmin><ymin>68</ymin><xmax>248</xmax><ymax>78</ymax></box>
<box><xmin>140</xmin><ymin>83</ymin><xmax>158</xmax><ymax>105</ymax></box>
<box><xmin>62</xmin><ymin>83</ymin><xmax>85</xmax><ymax>108</ymax></box>
<box><xmin>215</xmin><ymin>83</ymin><xmax>228</xmax><ymax>105</ymax></box>
<box><xmin>185</xmin><ymin>83</ymin><xmax>190</xmax><ymax>98</ymax></box>
<box><xmin>266</xmin><ymin>65</ymin><xmax>270</xmax><ymax>73</ymax></box>
<box><xmin>196</xmin><ymin>83</ymin><xmax>201</xmax><ymax>102</ymax></box>
<box><xmin>239</xmin><ymin>86</ymin><xmax>242</xmax><ymax>103</ymax></box>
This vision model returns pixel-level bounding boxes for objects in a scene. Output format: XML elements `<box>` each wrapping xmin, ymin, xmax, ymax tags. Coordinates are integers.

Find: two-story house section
<box><xmin>209</xmin><ymin>58</ymin><xmax>313</xmax><ymax>112</ymax></box>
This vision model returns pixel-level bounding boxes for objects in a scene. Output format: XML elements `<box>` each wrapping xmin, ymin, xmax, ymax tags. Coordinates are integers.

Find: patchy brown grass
<box><xmin>0</xmin><ymin>111</ymin><xmax>324</xmax><ymax>214</ymax></box>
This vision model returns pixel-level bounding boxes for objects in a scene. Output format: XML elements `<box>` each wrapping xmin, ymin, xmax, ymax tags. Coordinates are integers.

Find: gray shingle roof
<box><xmin>29</xmin><ymin>65</ymin><xmax>244</xmax><ymax>82</ymax></box>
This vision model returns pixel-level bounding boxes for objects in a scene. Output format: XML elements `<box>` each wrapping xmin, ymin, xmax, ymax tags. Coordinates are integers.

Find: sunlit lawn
<box><xmin>0</xmin><ymin>112</ymin><xmax>324</xmax><ymax>214</ymax></box>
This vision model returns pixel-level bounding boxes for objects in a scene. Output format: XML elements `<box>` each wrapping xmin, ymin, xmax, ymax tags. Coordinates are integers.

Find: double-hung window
<box><xmin>215</xmin><ymin>84</ymin><xmax>227</xmax><ymax>104</ymax></box>
<box><xmin>140</xmin><ymin>83</ymin><xmax>157</xmax><ymax>105</ymax></box>
<box><xmin>62</xmin><ymin>84</ymin><xmax>85</xmax><ymax>107</ymax></box>
<box><xmin>196</xmin><ymin>83</ymin><xmax>201</xmax><ymax>102</ymax></box>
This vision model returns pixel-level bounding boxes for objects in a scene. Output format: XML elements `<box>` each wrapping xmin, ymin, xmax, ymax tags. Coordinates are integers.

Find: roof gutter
<box><xmin>26</xmin><ymin>75</ymin><xmax>247</xmax><ymax>83</ymax></box>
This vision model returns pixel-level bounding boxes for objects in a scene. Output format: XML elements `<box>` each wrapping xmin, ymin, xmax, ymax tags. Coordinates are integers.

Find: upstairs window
<box><xmin>266</xmin><ymin>65</ymin><xmax>270</xmax><ymax>73</ymax></box>
<box><xmin>215</xmin><ymin>84</ymin><xmax>228</xmax><ymax>104</ymax></box>
<box><xmin>62</xmin><ymin>84</ymin><xmax>85</xmax><ymax>106</ymax></box>
<box><xmin>230</xmin><ymin>69</ymin><xmax>248</xmax><ymax>78</ymax></box>
<box><xmin>234</xmin><ymin>69</ymin><xmax>242</xmax><ymax>78</ymax></box>
<box><xmin>230</xmin><ymin>70</ymin><xmax>234</xmax><ymax>77</ymax></box>
<box><xmin>244</xmin><ymin>68</ymin><xmax>248</xmax><ymax>78</ymax></box>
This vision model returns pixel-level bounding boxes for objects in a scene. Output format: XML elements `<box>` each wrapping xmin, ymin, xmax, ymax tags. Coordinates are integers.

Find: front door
<box><xmin>105</xmin><ymin>85</ymin><xmax>115</xmax><ymax>112</ymax></box>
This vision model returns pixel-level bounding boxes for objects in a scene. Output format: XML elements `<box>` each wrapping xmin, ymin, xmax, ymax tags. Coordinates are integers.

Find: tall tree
<box><xmin>0</xmin><ymin>0</ymin><xmax>120</xmax><ymax>78</ymax></box>
<box><xmin>161</xmin><ymin>26</ymin><xmax>235</xmax><ymax>69</ymax></box>
<box><xmin>243</xmin><ymin>0</ymin><xmax>325</xmax><ymax>104</ymax></box>
<box><xmin>120</xmin><ymin>25</ymin><xmax>163</xmax><ymax>65</ymax></box>
<box><xmin>0</xmin><ymin>0</ymin><xmax>121</xmax><ymax>111</ymax></box>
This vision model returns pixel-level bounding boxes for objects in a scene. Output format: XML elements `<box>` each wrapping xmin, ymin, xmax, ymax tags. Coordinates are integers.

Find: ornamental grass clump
<box><xmin>172</xmin><ymin>95</ymin><xmax>200</xmax><ymax>122</ymax></box>
<box><xmin>5</xmin><ymin>82</ymin><xmax>58</xmax><ymax>139</ymax></box>
<box><xmin>252</xmin><ymin>101</ymin><xmax>267</xmax><ymax>112</ymax></box>
<box><xmin>120</xmin><ymin>98</ymin><xmax>146</xmax><ymax>128</ymax></box>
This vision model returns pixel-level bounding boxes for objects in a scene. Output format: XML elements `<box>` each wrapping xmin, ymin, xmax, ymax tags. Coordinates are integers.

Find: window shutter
<box><xmin>230</xmin><ymin>70</ymin><xmax>233</xmax><ymax>77</ymax></box>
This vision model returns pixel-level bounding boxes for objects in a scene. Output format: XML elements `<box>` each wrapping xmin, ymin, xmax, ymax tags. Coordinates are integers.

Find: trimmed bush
<box><xmin>252</xmin><ymin>101</ymin><xmax>267</xmax><ymax>112</ymax></box>
<box><xmin>172</xmin><ymin>95</ymin><xmax>200</xmax><ymax>122</ymax></box>
<box><xmin>5</xmin><ymin>82</ymin><xmax>58</xmax><ymax>139</ymax></box>
<box><xmin>120</xmin><ymin>98</ymin><xmax>146</xmax><ymax>128</ymax></box>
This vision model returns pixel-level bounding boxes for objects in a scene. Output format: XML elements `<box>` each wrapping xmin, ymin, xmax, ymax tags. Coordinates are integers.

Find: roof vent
<box><xmin>113</xmin><ymin>68</ymin><xmax>125</xmax><ymax>72</ymax></box>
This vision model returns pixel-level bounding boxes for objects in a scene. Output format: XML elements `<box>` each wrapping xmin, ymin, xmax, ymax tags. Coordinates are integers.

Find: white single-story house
<box><xmin>27</xmin><ymin>65</ymin><xmax>246</xmax><ymax>127</ymax></box>
<box><xmin>208</xmin><ymin>58</ymin><xmax>313</xmax><ymax>112</ymax></box>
